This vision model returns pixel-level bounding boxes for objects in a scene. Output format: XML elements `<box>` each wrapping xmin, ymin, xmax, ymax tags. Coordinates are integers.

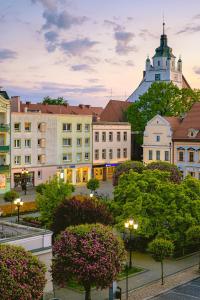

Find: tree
<box><xmin>42</xmin><ymin>96</ymin><xmax>68</xmax><ymax>105</ymax></box>
<box><xmin>148</xmin><ymin>238</ymin><xmax>174</xmax><ymax>285</ymax></box>
<box><xmin>51</xmin><ymin>195</ymin><xmax>113</xmax><ymax>235</ymax></box>
<box><xmin>87</xmin><ymin>178</ymin><xmax>100</xmax><ymax>192</ymax></box>
<box><xmin>113</xmin><ymin>160</ymin><xmax>144</xmax><ymax>186</ymax></box>
<box><xmin>146</xmin><ymin>161</ymin><xmax>182</xmax><ymax>183</ymax></box>
<box><xmin>186</xmin><ymin>226</ymin><xmax>200</xmax><ymax>270</ymax></box>
<box><xmin>35</xmin><ymin>183</ymin><xmax>46</xmax><ymax>194</ymax></box>
<box><xmin>126</xmin><ymin>82</ymin><xmax>200</xmax><ymax>143</ymax></box>
<box><xmin>0</xmin><ymin>244</ymin><xmax>46</xmax><ymax>299</ymax></box>
<box><xmin>52</xmin><ymin>224</ymin><xmax>126</xmax><ymax>300</ymax></box>
<box><xmin>36</xmin><ymin>176</ymin><xmax>74</xmax><ymax>227</ymax></box>
<box><xmin>4</xmin><ymin>190</ymin><xmax>19</xmax><ymax>203</ymax></box>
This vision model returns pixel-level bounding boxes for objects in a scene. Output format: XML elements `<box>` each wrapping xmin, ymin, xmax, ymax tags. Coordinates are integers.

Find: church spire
<box><xmin>163</xmin><ymin>21</ymin><xmax>165</xmax><ymax>35</ymax></box>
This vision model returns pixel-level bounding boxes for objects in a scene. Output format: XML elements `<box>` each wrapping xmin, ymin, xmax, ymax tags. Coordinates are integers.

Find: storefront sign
<box><xmin>105</xmin><ymin>164</ymin><xmax>119</xmax><ymax>167</ymax></box>
<box><xmin>70</xmin><ymin>165</ymin><xmax>76</xmax><ymax>168</ymax></box>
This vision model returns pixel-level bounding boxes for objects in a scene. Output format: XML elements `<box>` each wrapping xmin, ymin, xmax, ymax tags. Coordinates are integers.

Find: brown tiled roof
<box><xmin>100</xmin><ymin>100</ymin><xmax>131</xmax><ymax>122</ymax></box>
<box><xmin>163</xmin><ymin>116</ymin><xmax>182</xmax><ymax>132</ymax></box>
<box><xmin>19</xmin><ymin>103</ymin><xmax>103</xmax><ymax>116</ymax></box>
<box><xmin>173</xmin><ymin>102</ymin><xmax>200</xmax><ymax>139</ymax></box>
<box><xmin>182</xmin><ymin>75</ymin><xmax>191</xmax><ymax>89</ymax></box>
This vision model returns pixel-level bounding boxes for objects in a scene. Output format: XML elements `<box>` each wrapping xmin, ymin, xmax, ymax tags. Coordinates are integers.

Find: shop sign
<box><xmin>105</xmin><ymin>163</ymin><xmax>119</xmax><ymax>167</ymax></box>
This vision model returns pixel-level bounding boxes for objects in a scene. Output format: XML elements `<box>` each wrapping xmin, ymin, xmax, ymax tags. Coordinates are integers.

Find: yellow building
<box><xmin>0</xmin><ymin>92</ymin><xmax>11</xmax><ymax>194</ymax></box>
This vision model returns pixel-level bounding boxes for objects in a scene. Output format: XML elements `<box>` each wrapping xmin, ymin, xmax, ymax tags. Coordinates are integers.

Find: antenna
<box><xmin>162</xmin><ymin>12</ymin><xmax>165</xmax><ymax>35</ymax></box>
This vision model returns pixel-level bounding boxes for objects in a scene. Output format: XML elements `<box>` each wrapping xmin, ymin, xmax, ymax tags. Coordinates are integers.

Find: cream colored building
<box><xmin>143</xmin><ymin>115</ymin><xmax>180</xmax><ymax>164</ymax></box>
<box><xmin>92</xmin><ymin>122</ymin><xmax>131</xmax><ymax>180</ymax></box>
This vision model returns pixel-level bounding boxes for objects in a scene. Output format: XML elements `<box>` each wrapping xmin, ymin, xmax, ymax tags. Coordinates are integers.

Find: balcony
<box><xmin>0</xmin><ymin>146</ymin><xmax>9</xmax><ymax>152</ymax></box>
<box><xmin>0</xmin><ymin>165</ymin><xmax>9</xmax><ymax>172</ymax></box>
<box><xmin>0</xmin><ymin>124</ymin><xmax>9</xmax><ymax>132</ymax></box>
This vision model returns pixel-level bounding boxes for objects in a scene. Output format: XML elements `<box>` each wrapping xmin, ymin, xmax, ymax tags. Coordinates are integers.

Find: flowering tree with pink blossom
<box><xmin>52</xmin><ymin>224</ymin><xmax>126</xmax><ymax>300</ymax></box>
<box><xmin>0</xmin><ymin>244</ymin><xmax>46</xmax><ymax>300</ymax></box>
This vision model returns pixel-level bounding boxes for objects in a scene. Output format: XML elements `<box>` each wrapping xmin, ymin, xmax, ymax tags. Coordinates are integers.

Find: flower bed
<box><xmin>0</xmin><ymin>201</ymin><xmax>37</xmax><ymax>216</ymax></box>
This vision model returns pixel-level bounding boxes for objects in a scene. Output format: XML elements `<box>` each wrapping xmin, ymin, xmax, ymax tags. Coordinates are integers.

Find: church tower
<box><xmin>127</xmin><ymin>23</ymin><xmax>190</xmax><ymax>102</ymax></box>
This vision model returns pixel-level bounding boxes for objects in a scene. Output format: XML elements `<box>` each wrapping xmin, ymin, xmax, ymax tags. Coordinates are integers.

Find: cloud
<box><xmin>193</xmin><ymin>14</ymin><xmax>200</xmax><ymax>19</ymax></box>
<box><xmin>71</xmin><ymin>64</ymin><xmax>94</xmax><ymax>72</ymax></box>
<box><xmin>60</xmin><ymin>38</ymin><xmax>98</xmax><ymax>56</ymax></box>
<box><xmin>105</xmin><ymin>58</ymin><xmax>120</xmax><ymax>66</ymax></box>
<box><xmin>44</xmin><ymin>30</ymin><xmax>59</xmax><ymax>52</ymax></box>
<box><xmin>0</xmin><ymin>49</ymin><xmax>17</xmax><ymax>62</ymax></box>
<box><xmin>194</xmin><ymin>66</ymin><xmax>200</xmax><ymax>75</ymax></box>
<box><xmin>31</xmin><ymin>0</ymin><xmax>58</xmax><ymax>10</ymax></box>
<box><xmin>103</xmin><ymin>19</ymin><xmax>123</xmax><ymax>31</ymax></box>
<box><xmin>177</xmin><ymin>24</ymin><xmax>200</xmax><ymax>34</ymax></box>
<box><xmin>125</xmin><ymin>60</ymin><xmax>134</xmax><ymax>67</ymax></box>
<box><xmin>114</xmin><ymin>31</ymin><xmax>136</xmax><ymax>55</ymax></box>
<box><xmin>42</xmin><ymin>9</ymin><xmax>88</xmax><ymax>30</ymax></box>
<box><xmin>139</xmin><ymin>29</ymin><xmax>158</xmax><ymax>40</ymax></box>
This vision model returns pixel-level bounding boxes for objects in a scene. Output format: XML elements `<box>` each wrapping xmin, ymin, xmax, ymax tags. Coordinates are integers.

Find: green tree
<box><xmin>52</xmin><ymin>224</ymin><xmax>126</xmax><ymax>300</ymax></box>
<box><xmin>113</xmin><ymin>160</ymin><xmax>144</xmax><ymax>186</ymax></box>
<box><xmin>126</xmin><ymin>82</ymin><xmax>200</xmax><ymax>143</ymax></box>
<box><xmin>86</xmin><ymin>178</ymin><xmax>100</xmax><ymax>192</ymax></box>
<box><xmin>42</xmin><ymin>96</ymin><xmax>68</xmax><ymax>105</ymax></box>
<box><xmin>148</xmin><ymin>238</ymin><xmax>174</xmax><ymax>285</ymax></box>
<box><xmin>146</xmin><ymin>161</ymin><xmax>182</xmax><ymax>183</ymax></box>
<box><xmin>4</xmin><ymin>190</ymin><xmax>19</xmax><ymax>216</ymax></box>
<box><xmin>36</xmin><ymin>176</ymin><xmax>74</xmax><ymax>227</ymax></box>
<box><xmin>186</xmin><ymin>225</ymin><xmax>200</xmax><ymax>271</ymax></box>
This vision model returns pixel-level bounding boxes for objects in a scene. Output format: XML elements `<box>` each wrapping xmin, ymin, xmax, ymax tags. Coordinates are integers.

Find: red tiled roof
<box><xmin>19</xmin><ymin>103</ymin><xmax>103</xmax><ymax>116</ymax></box>
<box><xmin>100</xmin><ymin>100</ymin><xmax>131</xmax><ymax>122</ymax></box>
<box><xmin>182</xmin><ymin>75</ymin><xmax>191</xmax><ymax>89</ymax></box>
<box><xmin>163</xmin><ymin>116</ymin><xmax>182</xmax><ymax>132</ymax></box>
<box><xmin>173</xmin><ymin>102</ymin><xmax>200</xmax><ymax>139</ymax></box>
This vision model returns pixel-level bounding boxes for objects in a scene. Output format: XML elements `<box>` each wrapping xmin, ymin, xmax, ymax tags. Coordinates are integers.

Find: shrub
<box><xmin>146</xmin><ymin>161</ymin><xmax>182</xmax><ymax>183</ymax></box>
<box><xmin>35</xmin><ymin>183</ymin><xmax>46</xmax><ymax>194</ymax></box>
<box><xmin>51</xmin><ymin>195</ymin><xmax>113</xmax><ymax>235</ymax></box>
<box><xmin>0</xmin><ymin>244</ymin><xmax>46</xmax><ymax>299</ymax></box>
<box><xmin>86</xmin><ymin>178</ymin><xmax>100</xmax><ymax>192</ymax></box>
<box><xmin>113</xmin><ymin>161</ymin><xmax>144</xmax><ymax>186</ymax></box>
<box><xmin>0</xmin><ymin>201</ymin><xmax>37</xmax><ymax>216</ymax></box>
<box><xmin>52</xmin><ymin>224</ymin><xmax>126</xmax><ymax>300</ymax></box>
<box><xmin>4</xmin><ymin>190</ymin><xmax>19</xmax><ymax>203</ymax></box>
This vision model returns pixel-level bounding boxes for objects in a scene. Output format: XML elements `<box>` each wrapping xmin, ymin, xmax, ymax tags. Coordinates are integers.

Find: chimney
<box><xmin>85</xmin><ymin>105</ymin><xmax>91</xmax><ymax>108</ymax></box>
<box><xmin>26</xmin><ymin>101</ymin><xmax>31</xmax><ymax>105</ymax></box>
<box><xmin>79</xmin><ymin>104</ymin><xmax>84</xmax><ymax>108</ymax></box>
<box><xmin>11</xmin><ymin>96</ymin><xmax>21</xmax><ymax>112</ymax></box>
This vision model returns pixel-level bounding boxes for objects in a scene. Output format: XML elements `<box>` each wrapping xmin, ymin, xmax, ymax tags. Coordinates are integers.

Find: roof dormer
<box><xmin>188</xmin><ymin>128</ymin><xmax>199</xmax><ymax>138</ymax></box>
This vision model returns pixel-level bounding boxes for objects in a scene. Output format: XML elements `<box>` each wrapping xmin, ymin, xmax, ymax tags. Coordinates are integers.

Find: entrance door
<box><xmin>82</xmin><ymin>168</ymin><xmax>88</xmax><ymax>183</ymax></box>
<box><xmin>94</xmin><ymin>168</ymin><xmax>103</xmax><ymax>180</ymax></box>
<box><xmin>107</xmin><ymin>167</ymin><xmax>115</xmax><ymax>180</ymax></box>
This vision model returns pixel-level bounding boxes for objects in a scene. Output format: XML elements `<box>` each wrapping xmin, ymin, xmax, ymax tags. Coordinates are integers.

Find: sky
<box><xmin>0</xmin><ymin>0</ymin><xmax>200</xmax><ymax>107</ymax></box>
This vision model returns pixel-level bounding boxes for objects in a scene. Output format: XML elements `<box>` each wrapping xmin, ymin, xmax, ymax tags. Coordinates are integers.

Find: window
<box><xmin>63</xmin><ymin>138</ymin><xmax>71</xmax><ymax>147</ymax></box>
<box><xmin>25</xmin><ymin>122</ymin><xmax>31</xmax><ymax>132</ymax></box>
<box><xmin>38</xmin><ymin>155</ymin><xmax>42</xmax><ymax>163</ymax></box>
<box><xmin>117</xmin><ymin>149</ymin><xmax>121</xmax><ymax>159</ymax></box>
<box><xmin>189</xmin><ymin>151</ymin><xmax>194</xmax><ymax>162</ymax></box>
<box><xmin>76</xmin><ymin>153</ymin><xmax>82</xmax><ymax>161</ymax></box>
<box><xmin>14</xmin><ymin>123</ymin><xmax>21</xmax><ymax>132</ymax></box>
<box><xmin>117</xmin><ymin>132</ymin><xmax>121</xmax><ymax>141</ymax></box>
<box><xmin>77</xmin><ymin>124</ymin><xmax>82</xmax><ymax>132</ymax></box>
<box><xmin>165</xmin><ymin>151</ymin><xmax>169</xmax><ymax>161</ymax></box>
<box><xmin>63</xmin><ymin>123</ymin><xmax>72</xmax><ymax>131</ymax></box>
<box><xmin>102</xmin><ymin>149</ymin><xmax>106</xmax><ymax>159</ymax></box>
<box><xmin>14</xmin><ymin>156</ymin><xmax>21</xmax><ymax>165</ymax></box>
<box><xmin>188</xmin><ymin>171</ymin><xmax>195</xmax><ymax>177</ymax></box>
<box><xmin>149</xmin><ymin>150</ymin><xmax>153</xmax><ymax>160</ymax></box>
<box><xmin>102</xmin><ymin>132</ymin><xmax>106</xmax><ymax>142</ymax></box>
<box><xmin>14</xmin><ymin>139</ymin><xmax>21</xmax><ymax>148</ymax></box>
<box><xmin>85</xmin><ymin>153</ymin><xmax>89</xmax><ymax>160</ymax></box>
<box><xmin>109</xmin><ymin>132</ymin><xmax>113</xmax><ymax>142</ymax></box>
<box><xmin>156</xmin><ymin>135</ymin><xmax>160</xmax><ymax>142</ymax></box>
<box><xmin>158</xmin><ymin>60</ymin><xmax>160</xmax><ymax>66</ymax></box>
<box><xmin>25</xmin><ymin>155</ymin><xmax>31</xmax><ymax>164</ymax></box>
<box><xmin>63</xmin><ymin>153</ymin><xmax>72</xmax><ymax>162</ymax></box>
<box><xmin>95</xmin><ymin>149</ymin><xmax>99</xmax><ymax>160</ymax></box>
<box><xmin>178</xmin><ymin>151</ymin><xmax>184</xmax><ymax>162</ymax></box>
<box><xmin>109</xmin><ymin>149</ymin><xmax>113</xmax><ymax>159</ymax></box>
<box><xmin>38</xmin><ymin>170</ymin><xmax>42</xmax><ymax>179</ymax></box>
<box><xmin>77</xmin><ymin>138</ymin><xmax>82</xmax><ymax>147</ymax></box>
<box><xmin>123</xmin><ymin>148</ymin><xmax>127</xmax><ymax>158</ymax></box>
<box><xmin>124</xmin><ymin>132</ymin><xmax>127</xmax><ymax>141</ymax></box>
<box><xmin>155</xmin><ymin>73</ymin><xmax>161</xmax><ymax>81</ymax></box>
<box><xmin>156</xmin><ymin>150</ymin><xmax>160</xmax><ymax>160</ymax></box>
<box><xmin>95</xmin><ymin>132</ymin><xmax>99</xmax><ymax>142</ymax></box>
<box><xmin>85</xmin><ymin>138</ymin><xmax>90</xmax><ymax>146</ymax></box>
<box><xmin>25</xmin><ymin>139</ymin><xmax>31</xmax><ymax>148</ymax></box>
<box><xmin>85</xmin><ymin>124</ymin><xmax>90</xmax><ymax>132</ymax></box>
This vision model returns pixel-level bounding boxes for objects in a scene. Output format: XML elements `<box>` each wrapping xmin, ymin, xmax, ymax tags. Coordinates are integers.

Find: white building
<box><xmin>92</xmin><ymin>122</ymin><xmax>131</xmax><ymax>180</ymax></box>
<box><xmin>128</xmin><ymin>23</ymin><xmax>190</xmax><ymax>102</ymax></box>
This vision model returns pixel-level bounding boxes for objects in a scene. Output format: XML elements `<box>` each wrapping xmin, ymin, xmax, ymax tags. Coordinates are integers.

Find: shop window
<box><xmin>85</xmin><ymin>153</ymin><xmax>89</xmax><ymax>161</ymax></box>
<box><xmin>123</xmin><ymin>148</ymin><xmax>127</xmax><ymax>158</ymax></box>
<box><xmin>85</xmin><ymin>124</ymin><xmax>90</xmax><ymax>132</ymax></box>
<box><xmin>14</xmin><ymin>123</ymin><xmax>21</xmax><ymax>132</ymax></box>
<box><xmin>77</xmin><ymin>138</ymin><xmax>82</xmax><ymax>147</ymax></box>
<box><xmin>123</xmin><ymin>132</ymin><xmax>127</xmax><ymax>141</ymax></box>
<box><xmin>117</xmin><ymin>149</ymin><xmax>121</xmax><ymax>159</ymax></box>
<box><xmin>14</xmin><ymin>156</ymin><xmax>21</xmax><ymax>165</ymax></box>
<box><xmin>14</xmin><ymin>139</ymin><xmax>21</xmax><ymax>148</ymax></box>
<box><xmin>25</xmin><ymin>139</ymin><xmax>31</xmax><ymax>148</ymax></box>
<box><xmin>63</xmin><ymin>138</ymin><xmax>71</xmax><ymax>147</ymax></box>
<box><xmin>149</xmin><ymin>150</ymin><xmax>153</xmax><ymax>160</ymax></box>
<box><xmin>102</xmin><ymin>149</ymin><xmax>106</xmax><ymax>159</ymax></box>
<box><xmin>102</xmin><ymin>132</ymin><xmax>106</xmax><ymax>142</ymax></box>
<box><xmin>25</xmin><ymin>155</ymin><xmax>31</xmax><ymax>164</ymax></box>
<box><xmin>178</xmin><ymin>151</ymin><xmax>184</xmax><ymax>162</ymax></box>
<box><xmin>38</xmin><ymin>170</ymin><xmax>42</xmax><ymax>179</ymax></box>
<box><xmin>25</xmin><ymin>122</ymin><xmax>31</xmax><ymax>132</ymax></box>
<box><xmin>95</xmin><ymin>149</ymin><xmax>99</xmax><ymax>160</ymax></box>
<box><xmin>117</xmin><ymin>132</ymin><xmax>121</xmax><ymax>142</ymax></box>
<box><xmin>109</xmin><ymin>132</ymin><xmax>113</xmax><ymax>142</ymax></box>
<box><xmin>109</xmin><ymin>149</ymin><xmax>113</xmax><ymax>159</ymax></box>
<box><xmin>156</xmin><ymin>150</ymin><xmax>160</xmax><ymax>160</ymax></box>
<box><xmin>77</xmin><ymin>124</ymin><xmax>82</xmax><ymax>132</ymax></box>
<box><xmin>63</xmin><ymin>123</ymin><xmax>72</xmax><ymax>131</ymax></box>
<box><xmin>165</xmin><ymin>151</ymin><xmax>169</xmax><ymax>161</ymax></box>
<box><xmin>85</xmin><ymin>138</ymin><xmax>90</xmax><ymax>146</ymax></box>
<box><xmin>95</xmin><ymin>132</ymin><xmax>99</xmax><ymax>142</ymax></box>
<box><xmin>189</xmin><ymin>151</ymin><xmax>194</xmax><ymax>162</ymax></box>
<box><xmin>76</xmin><ymin>153</ymin><xmax>82</xmax><ymax>162</ymax></box>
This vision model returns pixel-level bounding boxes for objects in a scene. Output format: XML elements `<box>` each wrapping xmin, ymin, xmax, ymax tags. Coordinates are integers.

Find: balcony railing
<box><xmin>0</xmin><ymin>124</ymin><xmax>10</xmax><ymax>132</ymax></box>
<box><xmin>0</xmin><ymin>165</ymin><xmax>9</xmax><ymax>172</ymax></box>
<box><xmin>0</xmin><ymin>146</ymin><xmax>9</xmax><ymax>152</ymax></box>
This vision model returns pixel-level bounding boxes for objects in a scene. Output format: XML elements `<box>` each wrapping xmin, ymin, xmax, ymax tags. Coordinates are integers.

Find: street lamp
<box><xmin>124</xmin><ymin>218</ymin><xmax>138</xmax><ymax>269</ymax></box>
<box><xmin>14</xmin><ymin>198</ymin><xmax>23</xmax><ymax>223</ymax></box>
<box><xmin>21</xmin><ymin>169</ymin><xmax>29</xmax><ymax>195</ymax></box>
<box><xmin>89</xmin><ymin>193</ymin><xmax>94</xmax><ymax>198</ymax></box>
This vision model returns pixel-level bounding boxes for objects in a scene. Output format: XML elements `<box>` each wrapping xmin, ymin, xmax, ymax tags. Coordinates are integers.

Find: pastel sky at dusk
<box><xmin>0</xmin><ymin>0</ymin><xmax>200</xmax><ymax>107</ymax></box>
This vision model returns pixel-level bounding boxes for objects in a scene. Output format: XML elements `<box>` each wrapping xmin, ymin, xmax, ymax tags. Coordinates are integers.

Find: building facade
<box><xmin>143</xmin><ymin>115</ymin><xmax>180</xmax><ymax>164</ymax></box>
<box><xmin>128</xmin><ymin>23</ymin><xmax>190</xmax><ymax>102</ymax></box>
<box><xmin>0</xmin><ymin>93</ymin><xmax>11</xmax><ymax>194</ymax></box>
<box><xmin>92</xmin><ymin>122</ymin><xmax>131</xmax><ymax>180</ymax></box>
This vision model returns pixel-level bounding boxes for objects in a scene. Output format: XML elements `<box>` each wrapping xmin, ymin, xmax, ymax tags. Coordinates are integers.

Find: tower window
<box><xmin>155</xmin><ymin>74</ymin><xmax>161</xmax><ymax>81</ymax></box>
<box><xmin>158</xmin><ymin>61</ymin><xmax>160</xmax><ymax>66</ymax></box>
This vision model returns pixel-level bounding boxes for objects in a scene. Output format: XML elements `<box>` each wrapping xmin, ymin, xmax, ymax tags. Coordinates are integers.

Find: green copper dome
<box><xmin>153</xmin><ymin>23</ymin><xmax>176</xmax><ymax>59</ymax></box>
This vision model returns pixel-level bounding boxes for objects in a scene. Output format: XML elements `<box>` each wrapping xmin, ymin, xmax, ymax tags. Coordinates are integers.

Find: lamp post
<box><xmin>14</xmin><ymin>198</ymin><xmax>23</xmax><ymax>223</ymax></box>
<box><xmin>21</xmin><ymin>169</ymin><xmax>29</xmax><ymax>195</ymax></box>
<box><xmin>124</xmin><ymin>218</ymin><xmax>138</xmax><ymax>269</ymax></box>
